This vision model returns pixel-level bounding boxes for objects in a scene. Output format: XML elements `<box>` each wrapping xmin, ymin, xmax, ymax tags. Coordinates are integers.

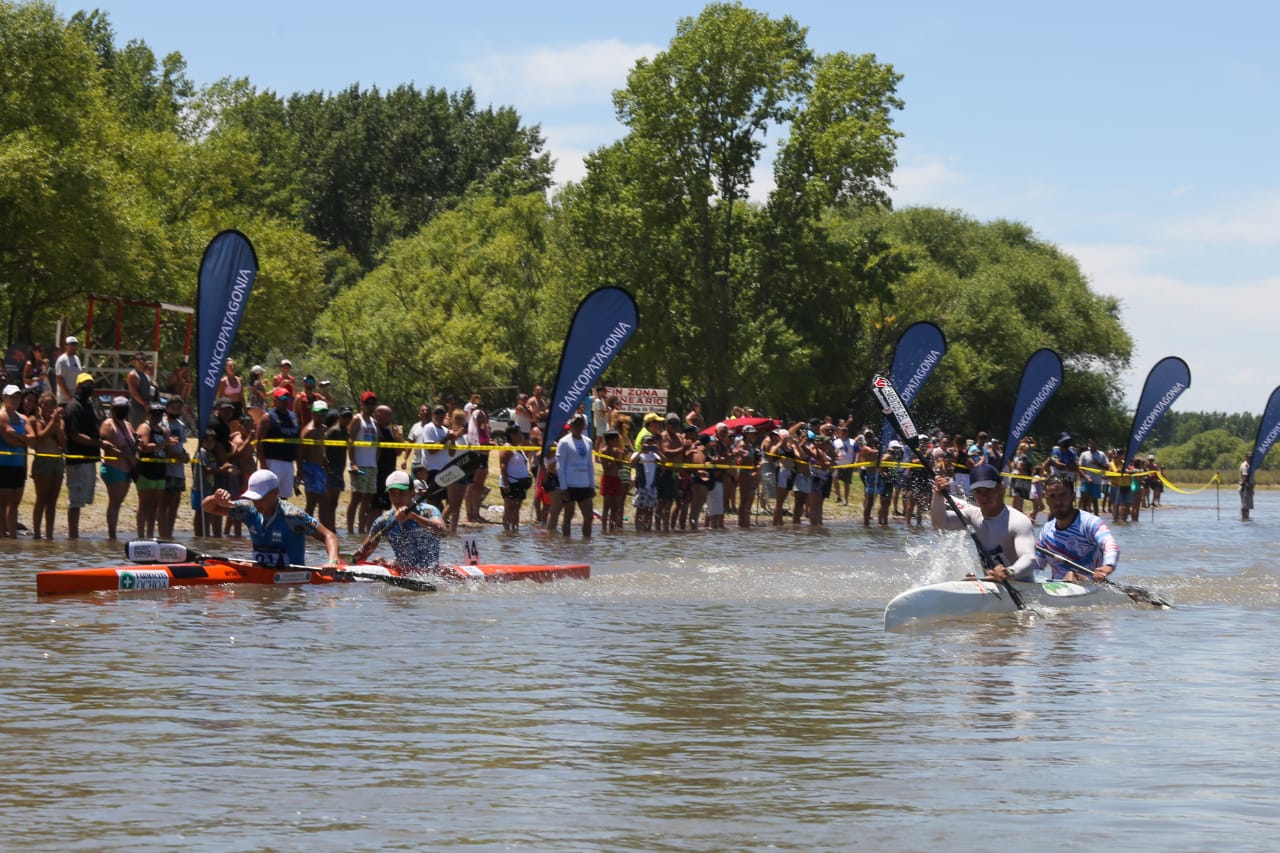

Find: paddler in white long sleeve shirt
<box><xmin>930</xmin><ymin>462</ymin><xmax>1039</xmax><ymax>583</ymax></box>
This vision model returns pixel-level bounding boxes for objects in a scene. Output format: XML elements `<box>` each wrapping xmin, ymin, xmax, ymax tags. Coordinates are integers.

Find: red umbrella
<box><xmin>699</xmin><ymin>416</ymin><xmax>779</xmax><ymax>437</ymax></box>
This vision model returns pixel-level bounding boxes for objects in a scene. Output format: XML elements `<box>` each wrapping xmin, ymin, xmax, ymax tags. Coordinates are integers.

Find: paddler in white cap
<box><xmin>352</xmin><ymin>470</ymin><xmax>446</xmax><ymax>572</ymax></box>
<box><xmin>202</xmin><ymin>467</ymin><xmax>340</xmax><ymax>569</ymax></box>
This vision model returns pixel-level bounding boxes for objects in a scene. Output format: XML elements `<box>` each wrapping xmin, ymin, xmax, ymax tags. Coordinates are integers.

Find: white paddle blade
<box><xmin>871</xmin><ymin>374</ymin><xmax>919</xmax><ymax>441</ymax></box>
<box><xmin>435</xmin><ymin>465</ymin><xmax>466</xmax><ymax>487</ymax></box>
<box><xmin>125</xmin><ymin>540</ymin><xmax>193</xmax><ymax>564</ymax></box>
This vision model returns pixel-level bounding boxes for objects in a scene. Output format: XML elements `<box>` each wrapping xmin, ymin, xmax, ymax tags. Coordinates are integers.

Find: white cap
<box><xmin>241</xmin><ymin>469</ymin><xmax>279</xmax><ymax>500</ymax></box>
<box><xmin>2</xmin><ymin>384</ymin><xmax>20</xmax><ymax>397</ymax></box>
<box><xmin>111</xmin><ymin>395</ymin><xmax>128</xmax><ymax>406</ymax></box>
<box><xmin>888</xmin><ymin>440</ymin><xmax>902</xmax><ymax>450</ymax></box>
<box><xmin>385</xmin><ymin>470</ymin><xmax>412</xmax><ymax>491</ymax></box>
<box><xmin>65</xmin><ymin>335</ymin><xmax>79</xmax><ymax>344</ymax></box>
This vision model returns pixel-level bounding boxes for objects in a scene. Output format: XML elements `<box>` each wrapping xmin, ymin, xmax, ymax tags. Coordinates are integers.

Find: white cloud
<box><xmin>549</xmin><ymin>146</ymin><xmax>590</xmax><ymax>186</ymax></box>
<box><xmin>1069</xmin><ymin>242</ymin><xmax>1280</xmax><ymax>412</ymax></box>
<box><xmin>889</xmin><ymin>159</ymin><xmax>967</xmax><ymax>207</ymax></box>
<box><xmin>459</xmin><ymin>39</ymin><xmax>658</xmax><ymax>109</ymax></box>
<box><xmin>1158</xmin><ymin>190</ymin><xmax>1280</xmax><ymax>247</ymax></box>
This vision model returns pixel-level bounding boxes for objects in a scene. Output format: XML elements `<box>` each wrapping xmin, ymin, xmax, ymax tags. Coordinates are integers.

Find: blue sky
<box><xmin>65</xmin><ymin>0</ymin><xmax>1280</xmax><ymax>414</ymax></box>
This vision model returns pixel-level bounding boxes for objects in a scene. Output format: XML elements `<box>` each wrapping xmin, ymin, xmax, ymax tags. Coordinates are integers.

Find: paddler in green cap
<box><xmin>352</xmin><ymin>470</ymin><xmax>446</xmax><ymax>572</ymax></box>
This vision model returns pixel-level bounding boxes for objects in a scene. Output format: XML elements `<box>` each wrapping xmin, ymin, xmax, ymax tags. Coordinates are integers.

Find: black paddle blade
<box><xmin>330</xmin><ymin>569</ymin><xmax>437</xmax><ymax>592</ymax></box>
<box><xmin>1117</xmin><ymin>583</ymin><xmax>1173</xmax><ymax>609</ymax></box>
<box><xmin>376</xmin><ymin>574</ymin><xmax>438</xmax><ymax>593</ymax></box>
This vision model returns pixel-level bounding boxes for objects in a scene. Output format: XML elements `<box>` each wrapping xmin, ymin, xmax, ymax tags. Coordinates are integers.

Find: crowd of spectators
<box><xmin>0</xmin><ymin>349</ymin><xmax>1171</xmax><ymax>541</ymax></box>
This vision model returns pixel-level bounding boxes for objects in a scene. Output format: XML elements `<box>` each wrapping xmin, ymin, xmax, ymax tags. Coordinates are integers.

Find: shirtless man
<box><xmin>527</xmin><ymin>385</ymin><xmax>547</xmax><ymax>427</ymax></box>
<box><xmin>300</xmin><ymin>399</ymin><xmax>330</xmax><ymax>517</ymax></box>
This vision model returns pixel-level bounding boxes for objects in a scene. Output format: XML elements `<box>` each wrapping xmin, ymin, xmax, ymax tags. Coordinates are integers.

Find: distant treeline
<box><xmin>1148</xmin><ymin>412</ymin><xmax>1266</xmax><ymax>472</ymax></box>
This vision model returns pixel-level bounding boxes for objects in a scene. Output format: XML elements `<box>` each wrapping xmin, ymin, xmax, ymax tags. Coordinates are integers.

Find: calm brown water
<box><xmin>2</xmin><ymin>490</ymin><xmax>1277</xmax><ymax>851</ymax></box>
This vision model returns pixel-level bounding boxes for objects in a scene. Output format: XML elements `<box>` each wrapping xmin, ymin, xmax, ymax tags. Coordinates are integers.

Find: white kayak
<box><xmin>884</xmin><ymin>576</ymin><xmax>1141</xmax><ymax>631</ymax></box>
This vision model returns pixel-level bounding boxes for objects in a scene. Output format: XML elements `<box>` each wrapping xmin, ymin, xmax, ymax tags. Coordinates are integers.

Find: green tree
<box><xmin>269</xmin><ymin>84</ymin><xmax>552</xmax><ymax>270</ymax></box>
<box><xmin>69</xmin><ymin>9</ymin><xmax>193</xmax><ymax>134</ymax></box>
<box><xmin>309</xmin><ymin>192</ymin><xmax>553</xmax><ymax>415</ymax></box>
<box><xmin>1159</xmin><ymin>428</ymin><xmax>1245</xmax><ymax>471</ymax></box>
<box><xmin>0</xmin><ymin>1</ymin><xmax>167</xmax><ymax>344</ymax></box>
<box><xmin>833</xmin><ymin>207</ymin><xmax>1133</xmax><ymax>444</ymax></box>
<box><xmin>557</xmin><ymin>2</ymin><xmax>904</xmax><ymax>418</ymax></box>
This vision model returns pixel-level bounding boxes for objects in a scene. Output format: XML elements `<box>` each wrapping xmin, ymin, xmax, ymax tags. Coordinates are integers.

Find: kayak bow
<box><xmin>884</xmin><ymin>576</ymin><xmax>1139</xmax><ymax>631</ymax></box>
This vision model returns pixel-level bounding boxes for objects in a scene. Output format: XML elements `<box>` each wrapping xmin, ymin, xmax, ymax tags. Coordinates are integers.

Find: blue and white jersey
<box><xmin>227</xmin><ymin>499</ymin><xmax>320</xmax><ymax>567</ymax></box>
<box><xmin>1037</xmin><ymin>509</ymin><xmax>1119</xmax><ymax>579</ymax></box>
<box><xmin>367</xmin><ymin>500</ymin><xmax>443</xmax><ymax>569</ymax></box>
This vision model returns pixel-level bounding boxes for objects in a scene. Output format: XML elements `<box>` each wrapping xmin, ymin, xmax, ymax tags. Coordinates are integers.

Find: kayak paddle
<box><xmin>1034</xmin><ymin>543</ymin><xmax>1171</xmax><ymax>608</ymax></box>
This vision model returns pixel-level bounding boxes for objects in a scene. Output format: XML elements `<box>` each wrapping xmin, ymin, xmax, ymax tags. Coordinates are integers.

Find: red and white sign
<box><xmin>606</xmin><ymin>386</ymin><xmax>668</xmax><ymax>411</ymax></box>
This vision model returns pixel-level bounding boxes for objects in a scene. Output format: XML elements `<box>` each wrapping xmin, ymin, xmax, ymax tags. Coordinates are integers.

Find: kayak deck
<box><xmin>884</xmin><ymin>577</ymin><xmax>1136</xmax><ymax>631</ymax></box>
<box><xmin>36</xmin><ymin>559</ymin><xmax>590</xmax><ymax>596</ymax></box>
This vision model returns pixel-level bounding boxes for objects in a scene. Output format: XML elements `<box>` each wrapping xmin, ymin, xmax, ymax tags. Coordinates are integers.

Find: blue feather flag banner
<box><xmin>540</xmin><ymin>287</ymin><xmax>639</xmax><ymax>457</ymax></box>
<box><xmin>879</xmin><ymin>322</ymin><xmax>946</xmax><ymax>456</ymax></box>
<box><xmin>1000</xmin><ymin>348</ymin><xmax>1063</xmax><ymax>471</ymax></box>
<box><xmin>196</xmin><ymin>230</ymin><xmax>258</xmax><ymax>437</ymax></box>
<box><xmin>1248</xmin><ymin>386</ymin><xmax>1280</xmax><ymax>484</ymax></box>
<box><xmin>1125</xmin><ymin>356</ymin><xmax>1191</xmax><ymax>468</ymax></box>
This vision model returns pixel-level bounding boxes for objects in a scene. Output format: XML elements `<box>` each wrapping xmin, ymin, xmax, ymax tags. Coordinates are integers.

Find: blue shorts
<box><xmin>302</xmin><ymin>461</ymin><xmax>327</xmax><ymax>494</ymax></box>
<box><xmin>1080</xmin><ymin>481</ymin><xmax>1102</xmax><ymax>500</ymax></box>
<box><xmin>100</xmin><ymin>464</ymin><xmax>131</xmax><ymax>486</ymax></box>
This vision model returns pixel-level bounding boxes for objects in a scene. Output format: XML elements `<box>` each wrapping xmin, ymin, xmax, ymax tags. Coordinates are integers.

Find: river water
<box><xmin>3</xmin><ymin>488</ymin><xmax>1277</xmax><ymax>851</ymax></box>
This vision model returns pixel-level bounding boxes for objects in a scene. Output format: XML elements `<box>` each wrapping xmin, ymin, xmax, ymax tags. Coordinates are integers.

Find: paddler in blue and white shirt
<box><xmin>1037</xmin><ymin>473</ymin><xmax>1119</xmax><ymax>582</ymax></box>
<box><xmin>352</xmin><ymin>470</ymin><xmax>446</xmax><ymax>571</ymax></box>
<box><xmin>201</xmin><ymin>468</ymin><xmax>341</xmax><ymax>569</ymax></box>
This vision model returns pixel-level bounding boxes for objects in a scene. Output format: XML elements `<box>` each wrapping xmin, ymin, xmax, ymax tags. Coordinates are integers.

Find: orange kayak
<box><xmin>35</xmin><ymin>559</ymin><xmax>590</xmax><ymax>596</ymax></box>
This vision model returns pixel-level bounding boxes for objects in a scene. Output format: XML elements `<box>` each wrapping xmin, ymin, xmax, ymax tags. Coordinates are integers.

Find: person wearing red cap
<box><xmin>257</xmin><ymin>385</ymin><xmax>301</xmax><ymax>498</ymax></box>
<box><xmin>346</xmin><ymin>390</ymin><xmax>380</xmax><ymax>534</ymax></box>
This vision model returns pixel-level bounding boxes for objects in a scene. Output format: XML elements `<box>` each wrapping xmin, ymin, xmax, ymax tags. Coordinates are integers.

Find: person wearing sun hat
<box><xmin>352</xmin><ymin>470</ymin><xmax>446</xmax><ymax>572</ymax></box>
<box><xmin>930</xmin><ymin>461</ymin><xmax>1038</xmax><ymax>583</ymax></box>
<box><xmin>202</xmin><ymin>467</ymin><xmax>340</xmax><ymax>568</ymax></box>
<box><xmin>633</xmin><ymin>411</ymin><xmax>662</xmax><ymax>451</ymax></box>
<box><xmin>1047</xmin><ymin>431</ymin><xmax>1079</xmax><ymax>486</ymax></box>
